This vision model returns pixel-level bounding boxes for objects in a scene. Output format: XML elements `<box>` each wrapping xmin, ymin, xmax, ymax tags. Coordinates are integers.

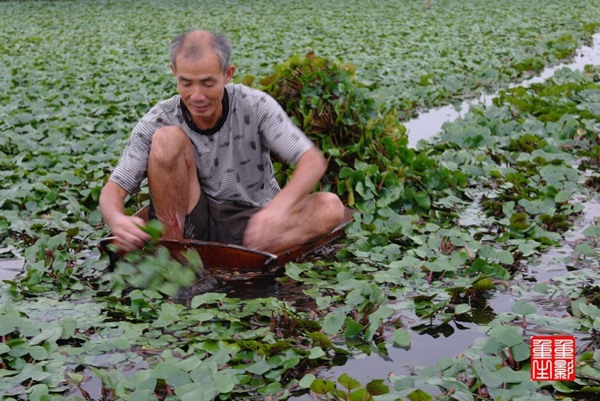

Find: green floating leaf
<box><xmin>323</xmin><ymin>310</ymin><xmax>346</xmax><ymax>335</ymax></box>
<box><xmin>344</xmin><ymin>319</ymin><xmax>364</xmax><ymax>339</ymax></box>
<box><xmin>582</xmin><ymin>224</ymin><xmax>600</xmax><ymax>238</ymax></box>
<box><xmin>393</xmin><ymin>328</ymin><xmax>411</xmax><ymax>348</ymax></box>
<box><xmin>454</xmin><ymin>304</ymin><xmax>471</xmax><ymax>315</ymax></box>
<box><xmin>512</xmin><ymin>342</ymin><xmax>532</xmax><ymax>362</ymax></box>
<box><xmin>28</xmin><ymin>384</ymin><xmax>51</xmax><ymax>400</ymax></box>
<box><xmin>177</xmin><ymin>381</ymin><xmax>217</xmax><ymax>401</ymax></box>
<box><xmin>496</xmin><ymin>250</ymin><xmax>515</xmax><ymax>265</ymax></box>
<box><xmin>308</xmin><ymin>346</ymin><xmax>327</xmax><ymax>360</ymax></box>
<box><xmin>214</xmin><ymin>371</ymin><xmax>235</xmax><ymax>393</ymax></box>
<box><xmin>503</xmin><ymin>201</ymin><xmax>516</xmax><ymax>216</ymax></box>
<box><xmin>338</xmin><ymin>373</ymin><xmax>361</xmax><ymax>390</ymax></box>
<box><xmin>310</xmin><ymin>378</ymin><xmax>335</xmax><ymax>395</ymax></box>
<box><xmin>472</xmin><ymin>277</ymin><xmax>496</xmax><ymax>291</ymax></box>
<box><xmin>512</xmin><ymin>301</ymin><xmax>537</xmax><ymax>316</ymax></box>
<box><xmin>60</xmin><ymin>317</ymin><xmax>77</xmax><ymax>339</ymax></box>
<box><xmin>299</xmin><ymin>374</ymin><xmax>316</xmax><ymax>389</ymax></box>
<box><xmin>473</xmin><ymin>361</ymin><xmax>503</xmax><ymax>388</ymax></box>
<box><xmin>489</xmin><ymin>326</ymin><xmax>524</xmax><ymax>347</ymax></box>
<box><xmin>496</xmin><ymin>366</ymin><xmax>522</xmax><ymax>384</ymax></box>
<box><xmin>129</xmin><ymin>389</ymin><xmax>156</xmax><ymax>401</ymax></box>
<box><xmin>349</xmin><ymin>388</ymin><xmax>370</xmax><ymax>401</ymax></box>
<box><xmin>575</xmin><ymin>242</ymin><xmax>598</xmax><ymax>257</ymax></box>
<box><xmin>415</xmin><ymin>191</ymin><xmax>431</xmax><ymax>210</ymax></box>
<box><xmin>365</xmin><ymin>379</ymin><xmax>389</xmax><ymax>396</ymax></box>
<box><xmin>191</xmin><ymin>292</ymin><xmax>227</xmax><ymax>308</ymax></box>
<box><xmin>407</xmin><ymin>388</ymin><xmax>433</xmax><ymax>401</ymax></box>
<box><xmin>65</xmin><ymin>372</ymin><xmax>84</xmax><ymax>385</ymax></box>
<box><xmin>554</xmin><ymin>190</ymin><xmax>572</xmax><ymax>203</ymax></box>
<box><xmin>551</xmin><ymin>381</ymin><xmax>576</xmax><ymax>393</ymax></box>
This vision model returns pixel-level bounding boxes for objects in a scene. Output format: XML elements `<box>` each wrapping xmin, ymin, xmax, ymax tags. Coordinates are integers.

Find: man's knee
<box><xmin>314</xmin><ymin>192</ymin><xmax>345</xmax><ymax>229</ymax></box>
<box><xmin>149</xmin><ymin>126</ymin><xmax>192</xmax><ymax>164</ymax></box>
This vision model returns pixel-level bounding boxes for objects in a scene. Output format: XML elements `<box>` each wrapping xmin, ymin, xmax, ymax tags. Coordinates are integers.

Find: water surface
<box><xmin>406</xmin><ymin>32</ymin><xmax>600</xmax><ymax>147</ymax></box>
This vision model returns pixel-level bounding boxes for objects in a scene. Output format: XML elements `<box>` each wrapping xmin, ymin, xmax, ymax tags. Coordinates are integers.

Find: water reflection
<box><xmin>0</xmin><ymin>257</ymin><xmax>24</xmax><ymax>281</ymax></box>
<box><xmin>406</xmin><ymin>32</ymin><xmax>600</xmax><ymax>148</ymax></box>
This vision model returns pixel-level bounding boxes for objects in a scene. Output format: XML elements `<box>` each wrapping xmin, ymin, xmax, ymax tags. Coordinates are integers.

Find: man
<box><xmin>99</xmin><ymin>30</ymin><xmax>345</xmax><ymax>255</ymax></box>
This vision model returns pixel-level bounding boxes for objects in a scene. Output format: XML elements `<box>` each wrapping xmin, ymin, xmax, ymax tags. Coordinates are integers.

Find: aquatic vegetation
<box><xmin>1</xmin><ymin>0</ymin><xmax>599</xmax><ymax>400</ymax></box>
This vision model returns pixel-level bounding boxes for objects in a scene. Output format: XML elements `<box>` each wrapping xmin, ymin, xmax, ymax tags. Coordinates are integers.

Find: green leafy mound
<box><xmin>243</xmin><ymin>53</ymin><xmax>407</xmax><ymax>188</ymax></box>
<box><xmin>242</xmin><ymin>52</ymin><xmax>471</xmax><ymax>216</ymax></box>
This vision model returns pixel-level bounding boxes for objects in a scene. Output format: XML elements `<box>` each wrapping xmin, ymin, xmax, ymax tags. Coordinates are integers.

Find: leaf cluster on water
<box><xmin>0</xmin><ymin>0</ymin><xmax>599</xmax><ymax>400</ymax></box>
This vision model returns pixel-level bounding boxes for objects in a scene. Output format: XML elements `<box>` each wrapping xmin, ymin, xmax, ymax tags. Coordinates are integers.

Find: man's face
<box><xmin>171</xmin><ymin>50</ymin><xmax>235</xmax><ymax>130</ymax></box>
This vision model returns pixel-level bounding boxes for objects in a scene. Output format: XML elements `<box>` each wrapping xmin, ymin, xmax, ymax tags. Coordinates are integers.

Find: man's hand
<box><xmin>100</xmin><ymin>181</ymin><xmax>152</xmax><ymax>252</ymax></box>
<box><xmin>243</xmin><ymin>147</ymin><xmax>328</xmax><ymax>252</ymax></box>
<box><xmin>109</xmin><ymin>214</ymin><xmax>152</xmax><ymax>252</ymax></box>
<box><xmin>243</xmin><ymin>206</ymin><xmax>288</xmax><ymax>252</ymax></box>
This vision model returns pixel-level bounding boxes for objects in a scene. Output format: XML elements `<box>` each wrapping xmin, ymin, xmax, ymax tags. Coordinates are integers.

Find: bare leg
<box><xmin>147</xmin><ymin>126</ymin><xmax>200</xmax><ymax>240</ymax></box>
<box><xmin>251</xmin><ymin>192</ymin><xmax>345</xmax><ymax>254</ymax></box>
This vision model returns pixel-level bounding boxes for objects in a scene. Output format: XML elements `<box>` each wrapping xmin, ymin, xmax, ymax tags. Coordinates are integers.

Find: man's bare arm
<box><xmin>243</xmin><ymin>147</ymin><xmax>328</xmax><ymax>250</ymax></box>
<box><xmin>268</xmin><ymin>146</ymin><xmax>326</xmax><ymax>211</ymax></box>
<box><xmin>99</xmin><ymin>181</ymin><xmax>151</xmax><ymax>252</ymax></box>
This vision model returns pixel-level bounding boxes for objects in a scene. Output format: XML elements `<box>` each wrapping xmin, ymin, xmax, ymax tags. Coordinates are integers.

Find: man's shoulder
<box><xmin>153</xmin><ymin>95</ymin><xmax>181</xmax><ymax>113</ymax></box>
<box><xmin>227</xmin><ymin>84</ymin><xmax>271</xmax><ymax>103</ymax></box>
<box><xmin>139</xmin><ymin>95</ymin><xmax>181</xmax><ymax>122</ymax></box>
<box><xmin>227</xmin><ymin>84</ymin><xmax>283</xmax><ymax>119</ymax></box>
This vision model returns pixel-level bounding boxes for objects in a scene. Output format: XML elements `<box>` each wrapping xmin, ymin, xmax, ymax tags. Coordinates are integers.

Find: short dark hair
<box><xmin>169</xmin><ymin>30</ymin><xmax>231</xmax><ymax>72</ymax></box>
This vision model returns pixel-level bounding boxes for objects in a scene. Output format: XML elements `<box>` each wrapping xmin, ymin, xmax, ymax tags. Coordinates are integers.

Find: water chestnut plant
<box><xmin>1</xmin><ymin>1</ymin><xmax>600</xmax><ymax>400</ymax></box>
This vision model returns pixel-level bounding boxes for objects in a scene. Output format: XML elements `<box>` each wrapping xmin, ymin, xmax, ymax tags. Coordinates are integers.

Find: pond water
<box><xmin>293</xmin><ymin>33</ymin><xmax>600</xmax><ymax>398</ymax></box>
<box><xmin>1</xmin><ymin>34</ymin><xmax>598</xmax><ymax>281</ymax></box>
<box><xmin>0</xmin><ymin>248</ymin><xmax>24</xmax><ymax>281</ymax></box>
<box><xmin>1</xmin><ymin>33</ymin><xmax>599</xmax><ymax>400</ymax></box>
<box><xmin>222</xmin><ymin>188</ymin><xmax>598</xmax><ymax>401</ymax></box>
<box><xmin>405</xmin><ymin>32</ymin><xmax>600</xmax><ymax>148</ymax></box>
<box><xmin>307</xmin><ymin>193</ymin><xmax>599</xmax><ymax>396</ymax></box>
